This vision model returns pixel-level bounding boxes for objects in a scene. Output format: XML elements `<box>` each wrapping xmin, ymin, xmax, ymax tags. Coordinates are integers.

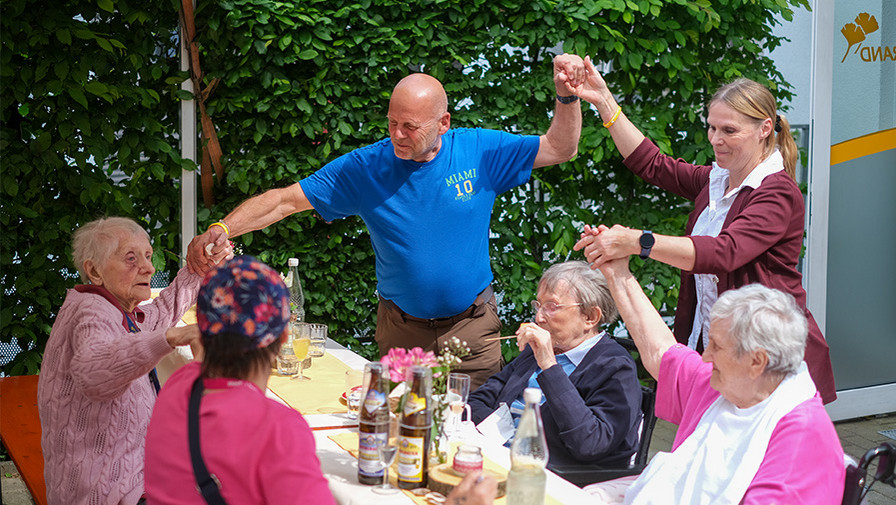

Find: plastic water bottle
<box><xmin>284</xmin><ymin>258</ymin><xmax>305</xmax><ymax>322</ymax></box>
<box><xmin>506</xmin><ymin>388</ymin><xmax>549</xmax><ymax>505</ymax></box>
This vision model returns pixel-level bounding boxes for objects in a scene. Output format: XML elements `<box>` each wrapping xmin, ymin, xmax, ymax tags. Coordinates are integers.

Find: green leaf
<box><xmin>96</xmin><ymin>37</ymin><xmax>114</xmax><ymax>52</ymax></box>
<box><xmin>69</xmin><ymin>87</ymin><xmax>88</xmax><ymax>109</ymax></box>
<box><xmin>298</xmin><ymin>49</ymin><xmax>319</xmax><ymax>60</ymax></box>
<box><xmin>97</xmin><ymin>0</ymin><xmax>114</xmax><ymax>13</ymax></box>
<box><xmin>56</xmin><ymin>28</ymin><xmax>72</xmax><ymax>45</ymax></box>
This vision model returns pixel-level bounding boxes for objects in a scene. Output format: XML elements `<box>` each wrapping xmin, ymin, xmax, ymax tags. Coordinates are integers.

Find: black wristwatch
<box><xmin>639</xmin><ymin>230</ymin><xmax>655</xmax><ymax>259</ymax></box>
<box><xmin>556</xmin><ymin>94</ymin><xmax>579</xmax><ymax>104</ymax></box>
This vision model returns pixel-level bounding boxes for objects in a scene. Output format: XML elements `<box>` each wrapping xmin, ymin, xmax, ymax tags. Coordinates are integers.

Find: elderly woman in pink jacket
<box><xmin>37</xmin><ymin>217</ymin><xmax>231</xmax><ymax>505</ymax></box>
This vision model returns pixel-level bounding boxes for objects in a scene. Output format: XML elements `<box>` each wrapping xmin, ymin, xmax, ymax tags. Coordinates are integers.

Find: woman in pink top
<box><xmin>145</xmin><ymin>256</ymin><xmax>501</xmax><ymax>505</ymax></box>
<box><xmin>37</xmin><ymin>217</ymin><xmax>225</xmax><ymax>505</ymax></box>
<box><xmin>589</xmin><ymin>257</ymin><xmax>844</xmax><ymax>505</ymax></box>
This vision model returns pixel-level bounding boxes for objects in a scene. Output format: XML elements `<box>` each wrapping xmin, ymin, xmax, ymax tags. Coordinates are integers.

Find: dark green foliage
<box><xmin>1</xmin><ymin>0</ymin><xmax>809</xmax><ymax>372</ymax></box>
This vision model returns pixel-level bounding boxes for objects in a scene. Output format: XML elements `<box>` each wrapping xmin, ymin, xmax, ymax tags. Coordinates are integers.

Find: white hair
<box><xmin>538</xmin><ymin>260</ymin><xmax>619</xmax><ymax>326</ymax></box>
<box><xmin>710</xmin><ymin>284</ymin><xmax>807</xmax><ymax>376</ymax></box>
<box><xmin>71</xmin><ymin>217</ymin><xmax>150</xmax><ymax>282</ymax></box>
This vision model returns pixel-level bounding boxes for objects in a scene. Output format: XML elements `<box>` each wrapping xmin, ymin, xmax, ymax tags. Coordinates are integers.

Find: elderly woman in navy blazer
<box><xmin>467</xmin><ymin>261</ymin><xmax>642</xmax><ymax>468</ymax></box>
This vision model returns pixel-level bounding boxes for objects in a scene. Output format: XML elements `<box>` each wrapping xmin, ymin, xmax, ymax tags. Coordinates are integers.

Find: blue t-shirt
<box><xmin>300</xmin><ymin>128</ymin><xmax>539</xmax><ymax>318</ymax></box>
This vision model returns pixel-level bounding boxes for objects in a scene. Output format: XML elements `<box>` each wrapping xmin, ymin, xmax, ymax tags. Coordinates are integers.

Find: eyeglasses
<box><xmin>530</xmin><ymin>300</ymin><xmax>582</xmax><ymax>317</ymax></box>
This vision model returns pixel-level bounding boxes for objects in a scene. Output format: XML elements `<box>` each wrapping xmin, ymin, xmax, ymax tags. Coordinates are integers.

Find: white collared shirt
<box><xmin>687</xmin><ymin>150</ymin><xmax>785</xmax><ymax>349</ymax></box>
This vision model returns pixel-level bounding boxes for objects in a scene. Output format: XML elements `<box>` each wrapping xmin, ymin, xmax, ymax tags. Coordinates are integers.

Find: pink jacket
<box><xmin>37</xmin><ymin>267</ymin><xmax>200</xmax><ymax>505</ymax></box>
<box><xmin>623</xmin><ymin>138</ymin><xmax>836</xmax><ymax>403</ymax></box>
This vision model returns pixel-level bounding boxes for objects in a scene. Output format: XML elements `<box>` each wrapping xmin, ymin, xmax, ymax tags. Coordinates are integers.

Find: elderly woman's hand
<box><xmin>445</xmin><ymin>472</ymin><xmax>498</xmax><ymax>505</ymax></box>
<box><xmin>165</xmin><ymin>324</ymin><xmax>200</xmax><ymax>349</ymax></box>
<box><xmin>515</xmin><ymin>322</ymin><xmax>557</xmax><ymax>371</ymax></box>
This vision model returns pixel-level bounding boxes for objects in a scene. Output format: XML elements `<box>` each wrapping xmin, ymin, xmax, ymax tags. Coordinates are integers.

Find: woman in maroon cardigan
<box><xmin>571</xmin><ymin>57</ymin><xmax>836</xmax><ymax>403</ymax></box>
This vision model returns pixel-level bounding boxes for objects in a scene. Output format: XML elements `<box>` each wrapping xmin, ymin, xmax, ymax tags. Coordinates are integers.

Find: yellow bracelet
<box><xmin>603</xmin><ymin>105</ymin><xmax>622</xmax><ymax>128</ymax></box>
<box><xmin>208</xmin><ymin>221</ymin><xmax>230</xmax><ymax>236</ymax></box>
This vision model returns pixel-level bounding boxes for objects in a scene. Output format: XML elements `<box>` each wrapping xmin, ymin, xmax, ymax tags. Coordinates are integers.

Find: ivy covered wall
<box><xmin>1</xmin><ymin>0</ymin><xmax>809</xmax><ymax>373</ymax></box>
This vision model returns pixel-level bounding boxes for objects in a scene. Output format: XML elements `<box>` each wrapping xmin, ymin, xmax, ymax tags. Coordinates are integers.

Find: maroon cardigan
<box><xmin>623</xmin><ymin>139</ymin><xmax>837</xmax><ymax>403</ymax></box>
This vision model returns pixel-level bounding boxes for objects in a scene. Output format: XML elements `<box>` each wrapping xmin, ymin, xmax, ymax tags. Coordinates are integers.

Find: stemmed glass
<box><xmin>290</xmin><ymin>323</ymin><xmax>311</xmax><ymax>381</ymax></box>
<box><xmin>373</xmin><ymin>417</ymin><xmax>399</xmax><ymax>494</ymax></box>
<box><xmin>445</xmin><ymin>372</ymin><xmax>471</xmax><ymax>439</ymax></box>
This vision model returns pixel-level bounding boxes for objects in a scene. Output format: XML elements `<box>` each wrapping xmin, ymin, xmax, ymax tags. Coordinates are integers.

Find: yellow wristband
<box><xmin>208</xmin><ymin>221</ymin><xmax>230</xmax><ymax>236</ymax></box>
<box><xmin>603</xmin><ymin>105</ymin><xmax>622</xmax><ymax>128</ymax></box>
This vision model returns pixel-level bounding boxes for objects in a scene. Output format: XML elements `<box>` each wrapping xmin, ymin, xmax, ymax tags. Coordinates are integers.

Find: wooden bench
<box><xmin>0</xmin><ymin>375</ymin><xmax>47</xmax><ymax>505</ymax></box>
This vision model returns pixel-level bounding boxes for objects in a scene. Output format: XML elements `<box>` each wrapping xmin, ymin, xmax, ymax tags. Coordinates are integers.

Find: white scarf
<box><xmin>624</xmin><ymin>362</ymin><xmax>816</xmax><ymax>505</ymax></box>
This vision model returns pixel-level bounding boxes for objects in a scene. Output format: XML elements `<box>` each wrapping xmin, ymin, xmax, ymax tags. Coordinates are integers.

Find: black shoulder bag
<box><xmin>189</xmin><ymin>377</ymin><xmax>228</xmax><ymax>505</ymax></box>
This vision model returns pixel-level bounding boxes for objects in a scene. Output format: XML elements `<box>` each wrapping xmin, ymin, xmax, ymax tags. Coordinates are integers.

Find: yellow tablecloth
<box><xmin>267</xmin><ymin>352</ymin><xmax>352</xmax><ymax>414</ymax></box>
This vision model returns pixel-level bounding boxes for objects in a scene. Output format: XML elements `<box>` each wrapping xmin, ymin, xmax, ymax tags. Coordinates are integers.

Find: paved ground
<box><xmin>3</xmin><ymin>413</ymin><xmax>895</xmax><ymax>504</ymax></box>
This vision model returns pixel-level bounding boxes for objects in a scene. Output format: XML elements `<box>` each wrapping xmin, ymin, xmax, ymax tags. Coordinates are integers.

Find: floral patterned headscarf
<box><xmin>197</xmin><ymin>255</ymin><xmax>290</xmax><ymax>352</ymax></box>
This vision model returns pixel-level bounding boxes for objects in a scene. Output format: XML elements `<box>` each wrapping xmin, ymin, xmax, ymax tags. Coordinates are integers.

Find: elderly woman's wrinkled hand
<box><xmin>515</xmin><ymin>322</ymin><xmax>557</xmax><ymax>370</ymax></box>
<box><xmin>165</xmin><ymin>324</ymin><xmax>200</xmax><ymax>349</ymax></box>
<box><xmin>445</xmin><ymin>472</ymin><xmax>498</xmax><ymax>505</ymax></box>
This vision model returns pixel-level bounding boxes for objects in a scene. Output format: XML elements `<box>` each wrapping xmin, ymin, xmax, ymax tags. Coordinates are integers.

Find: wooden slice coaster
<box><xmin>427</xmin><ymin>463</ymin><xmax>507</xmax><ymax>498</ymax></box>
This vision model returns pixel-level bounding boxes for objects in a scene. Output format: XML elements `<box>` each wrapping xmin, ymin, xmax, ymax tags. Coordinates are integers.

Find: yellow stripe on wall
<box><xmin>831</xmin><ymin>128</ymin><xmax>896</xmax><ymax>166</ymax></box>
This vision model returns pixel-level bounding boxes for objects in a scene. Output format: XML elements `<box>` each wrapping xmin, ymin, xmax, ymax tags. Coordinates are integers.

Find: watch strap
<box><xmin>556</xmin><ymin>94</ymin><xmax>579</xmax><ymax>104</ymax></box>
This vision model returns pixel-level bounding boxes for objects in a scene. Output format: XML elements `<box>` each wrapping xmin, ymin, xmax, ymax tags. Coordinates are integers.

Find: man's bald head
<box><xmin>391</xmin><ymin>73</ymin><xmax>448</xmax><ymax>117</ymax></box>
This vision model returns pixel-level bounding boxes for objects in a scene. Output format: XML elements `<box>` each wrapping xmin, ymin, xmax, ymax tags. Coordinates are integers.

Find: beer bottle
<box><xmin>396</xmin><ymin>365</ymin><xmax>432</xmax><ymax>489</ymax></box>
<box><xmin>357</xmin><ymin>362</ymin><xmax>390</xmax><ymax>485</ymax></box>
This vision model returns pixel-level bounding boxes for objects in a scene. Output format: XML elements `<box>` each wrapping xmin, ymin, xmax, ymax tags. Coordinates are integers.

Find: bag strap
<box><xmin>188</xmin><ymin>376</ymin><xmax>228</xmax><ymax>505</ymax></box>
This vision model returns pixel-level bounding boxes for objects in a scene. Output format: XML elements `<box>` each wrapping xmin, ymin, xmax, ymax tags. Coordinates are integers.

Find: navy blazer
<box><xmin>468</xmin><ymin>336</ymin><xmax>641</xmax><ymax>467</ymax></box>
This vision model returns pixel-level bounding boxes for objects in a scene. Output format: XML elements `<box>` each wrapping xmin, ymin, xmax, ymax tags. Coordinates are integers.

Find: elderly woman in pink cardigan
<box><xmin>37</xmin><ymin>217</ymin><xmax>231</xmax><ymax>505</ymax></box>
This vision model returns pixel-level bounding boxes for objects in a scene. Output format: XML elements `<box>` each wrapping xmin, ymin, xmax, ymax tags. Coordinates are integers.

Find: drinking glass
<box><xmin>290</xmin><ymin>324</ymin><xmax>311</xmax><ymax>381</ymax></box>
<box><xmin>445</xmin><ymin>372</ymin><xmax>471</xmax><ymax>438</ymax></box>
<box><xmin>344</xmin><ymin>369</ymin><xmax>364</xmax><ymax>420</ymax></box>
<box><xmin>373</xmin><ymin>417</ymin><xmax>399</xmax><ymax>494</ymax></box>
<box><xmin>276</xmin><ymin>326</ymin><xmax>298</xmax><ymax>375</ymax></box>
<box><xmin>308</xmin><ymin>323</ymin><xmax>327</xmax><ymax>358</ymax></box>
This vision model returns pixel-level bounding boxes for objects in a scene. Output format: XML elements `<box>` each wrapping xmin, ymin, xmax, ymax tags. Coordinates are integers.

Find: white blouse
<box><xmin>687</xmin><ymin>150</ymin><xmax>785</xmax><ymax>349</ymax></box>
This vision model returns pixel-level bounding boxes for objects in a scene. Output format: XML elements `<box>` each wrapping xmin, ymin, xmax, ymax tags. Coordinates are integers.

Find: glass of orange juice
<box><xmin>290</xmin><ymin>323</ymin><xmax>311</xmax><ymax>381</ymax></box>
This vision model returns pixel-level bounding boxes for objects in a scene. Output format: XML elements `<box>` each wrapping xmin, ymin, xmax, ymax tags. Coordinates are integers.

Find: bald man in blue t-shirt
<box><xmin>187</xmin><ymin>55</ymin><xmax>585</xmax><ymax>388</ymax></box>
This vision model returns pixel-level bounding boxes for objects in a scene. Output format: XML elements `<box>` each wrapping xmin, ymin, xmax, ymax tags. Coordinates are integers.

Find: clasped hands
<box><xmin>573</xmin><ymin>223</ymin><xmax>641</xmax><ymax>269</ymax></box>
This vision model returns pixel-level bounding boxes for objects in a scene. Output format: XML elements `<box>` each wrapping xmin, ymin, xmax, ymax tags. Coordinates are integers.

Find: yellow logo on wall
<box><xmin>840</xmin><ymin>13</ymin><xmax>894</xmax><ymax>63</ymax></box>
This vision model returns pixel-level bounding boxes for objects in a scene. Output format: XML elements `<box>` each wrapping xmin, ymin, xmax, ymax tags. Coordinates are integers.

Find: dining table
<box><xmin>269</xmin><ymin>337</ymin><xmax>604</xmax><ymax>505</ymax></box>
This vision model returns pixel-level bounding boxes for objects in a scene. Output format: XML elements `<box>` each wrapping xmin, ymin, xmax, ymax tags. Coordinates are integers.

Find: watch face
<box><xmin>640</xmin><ymin>232</ymin><xmax>655</xmax><ymax>248</ymax></box>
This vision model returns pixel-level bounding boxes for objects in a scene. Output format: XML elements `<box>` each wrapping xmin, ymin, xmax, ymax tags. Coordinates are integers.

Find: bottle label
<box><xmin>358</xmin><ymin>430</ymin><xmax>386</xmax><ymax>478</ymax></box>
<box><xmin>396</xmin><ymin>434</ymin><xmax>426</xmax><ymax>483</ymax></box>
<box><xmin>402</xmin><ymin>392</ymin><xmax>426</xmax><ymax>416</ymax></box>
<box><xmin>363</xmin><ymin>389</ymin><xmax>386</xmax><ymax>415</ymax></box>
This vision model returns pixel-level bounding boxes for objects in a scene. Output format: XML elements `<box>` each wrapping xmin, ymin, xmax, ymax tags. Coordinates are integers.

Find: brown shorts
<box><xmin>375</xmin><ymin>287</ymin><xmax>503</xmax><ymax>390</ymax></box>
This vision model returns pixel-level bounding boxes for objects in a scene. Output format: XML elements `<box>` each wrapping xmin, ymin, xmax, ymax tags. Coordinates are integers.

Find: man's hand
<box><xmin>515</xmin><ymin>322</ymin><xmax>557</xmax><ymax>371</ymax></box>
<box><xmin>186</xmin><ymin>227</ymin><xmax>230</xmax><ymax>276</ymax></box>
<box><xmin>445</xmin><ymin>472</ymin><xmax>498</xmax><ymax>505</ymax></box>
<box><xmin>553</xmin><ymin>53</ymin><xmax>586</xmax><ymax>96</ymax></box>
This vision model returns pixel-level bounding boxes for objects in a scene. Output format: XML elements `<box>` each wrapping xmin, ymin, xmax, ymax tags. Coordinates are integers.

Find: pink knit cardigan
<box><xmin>37</xmin><ymin>267</ymin><xmax>201</xmax><ymax>505</ymax></box>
